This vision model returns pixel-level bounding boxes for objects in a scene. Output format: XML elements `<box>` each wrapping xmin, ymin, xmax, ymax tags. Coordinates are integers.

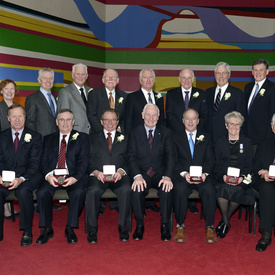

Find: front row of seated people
<box><xmin>0</xmin><ymin>103</ymin><xmax>274</xmax><ymax>252</ymax></box>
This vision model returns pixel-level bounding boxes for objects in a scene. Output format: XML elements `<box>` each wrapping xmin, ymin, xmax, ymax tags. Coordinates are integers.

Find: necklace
<box><xmin>229</xmin><ymin>139</ymin><xmax>238</xmax><ymax>144</ymax></box>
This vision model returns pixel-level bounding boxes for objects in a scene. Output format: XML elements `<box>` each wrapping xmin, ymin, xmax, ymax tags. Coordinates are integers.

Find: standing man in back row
<box><xmin>58</xmin><ymin>63</ymin><xmax>91</xmax><ymax>134</ymax></box>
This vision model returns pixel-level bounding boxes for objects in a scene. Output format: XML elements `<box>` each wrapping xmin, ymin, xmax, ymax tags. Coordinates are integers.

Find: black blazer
<box><xmin>87</xmin><ymin>86</ymin><xmax>127</xmax><ymax>133</ymax></box>
<box><xmin>41</xmin><ymin>130</ymin><xmax>90</xmax><ymax>182</ymax></box>
<box><xmin>205</xmin><ymin>85</ymin><xmax>246</xmax><ymax>143</ymax></box>
<box><xmin>166</xmin><ymin>86</ymin><xmax>207</xmax><ymax>133</ymax></box>
<box><xmin>89</xmin><ymin>130</ymin><xmax>128</xmax><ymax>174</ymax></box>
<box><xmin>124</xmin><ymin>89</ymin><xmax>165</xmax><ymax>134</ymax></box>
<box><xmin>214</xmin><ymin>135</ymin><xmax>254</xmax><ymax>181</ymax></box>
<box><xmin>244</xmin><ymin>79</ymin><xmax>275</xmax><ymax>145</ymax></box>
<box><xmin>0</xmin><ymin>127</ymin><xmax>42</xmax><ymax>180</ymax></box>
<box><xmin>173</xmin><ymin>131</ymin><xmax>214</xmax><ymax>176</ymax></box>
<box><xmin>127</xmin><ymin>125</ymin><xmax>175</xmax><ymax>179</ymax></box>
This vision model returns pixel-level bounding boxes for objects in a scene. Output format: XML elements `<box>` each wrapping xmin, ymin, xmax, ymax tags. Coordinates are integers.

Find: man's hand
<box><xmin>158</xmin><ymin>176</ymin><xmax>173</xmax><ymax>192</ymax></box>
<box><xmin>46</xmin><ymin>174</ymin><xmax>59</xmax><ymax>187</ymax></box>
<box><xmin>93</xmin><ymin>170</ymin><xmax>104</xmax><ymax>183</ymax></box>
<box><xmin>63</xmin><ymin>177</ymin><xmax>77</xmax><ymax>187</ymax></box>
<box><xmin>184</xmin><ymin>173</ymin><xmax>192</xmax><ymax>184</ymax></box>
<box><xmin>258</xmin><ymin>169</ymin><xmax>272</xmax><ymax>182</ymax></box>
<box><xmin>131</xmin><ymin>176</ymin><xmax>147</xmax><ymax>192</ymax></box>
<box><xmin>8</xmin><ymin>177</ymin><xmax>24</xmax><ymax>190</ymax></box>
<box><xmin>113</xmin><ymin>171</ymin><xmax>123</xmax><ymax>183</ymax></box>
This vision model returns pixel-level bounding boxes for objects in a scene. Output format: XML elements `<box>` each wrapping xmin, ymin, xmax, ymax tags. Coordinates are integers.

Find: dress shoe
<box><xmin>217</xmin><ymin>223</ymin><xmax>230</xmax><ymax>238</ymax></box>
<box><xmin>65</xmin><ymin>226</ymin><xmax>77</xmax><ymax>244</ymax></box>
<box><xmin>133</xmin><ymin>225</ymin><xmax>144</xmax><ymax>240</ymax></box>
<box><xmin>205</xmin><ymin>228</ymin><xmax>217</xmax><ymax>244</ymax></box>
<box><xmin>256</xmin><ymin>238</ymin><xmax>271</xmax><ymax>252</ymax></box>
<box><xmin>98</xmin><ymin>208</ymin><xmax>104</xmax><ymax>215</ymax></box>
<box><xmin>174</xmin><ymin>227</ymin><xmax>185</xmax><ymax>243</ymax></box>
<box><xmin>161</xmin><ymin>224</ymin><xmax>171</xmax><ymax>241</ymax></box>
<box><xmin>36</xmin><ymin>227</ymin><xmax>54</xmax><ymax>245</ymax></box>
<box><xmin>21</xmin><ymin>232</ymin><xmax>33</xmax><ymax>247</ymax></box>
<box><xmin>119</xmin><ymin>225</ymin><xmax>129</xmax><ymax>242</ymax></box>
<box><xmin>145</xmin><ymin>204</ymin><xmax>160</xmax><ymax>212</ymax></box>
<box><xmin>52</xmin><ymin>203</ymin><xmax>62</xmax><ymax>210</ymax></box>
<box><xmin>0</xmin><ymin>233</ymin><xmax>3</xmax><ymax>241</ymax></box>
<box><xmin>87</xmin><ymin>228</ymin><xmax>98</xmax><ymax>244</ymax></box>
<box><xmin>215</xmin><ymin>219</ymin><xmax>224</xmax><ymax>234</ymax></box>
<box><xmin>4</xmin><ymin>212</ymin><xmax>20</xmax><ymax>220</ymax></box>
<box><xmin>189</xmin><ymin>205</ymin><xmax>199</xmax><ymax>214</ymax></box>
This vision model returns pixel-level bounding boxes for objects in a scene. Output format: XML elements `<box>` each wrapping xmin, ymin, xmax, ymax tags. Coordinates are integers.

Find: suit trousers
<box><xmin>86</xmin><ymin>175</ymin><xmax>131</xmax><ymax>229</ymax></box>
<box><xmin>131</xmin><ymin>173</ymin><xmax>172</xmax><ymax>226</ymax></box>
<box><xmin>0</xmin><ymin>179</ymin><xmax>38</xmax><ymax>234</ymax></box>
<box><xmin>173</xmin><ymin>176</ymin><xmax>216</xmax><ymax>227</ymax></box>
<box><xmin>259</xmin><ymin>180</ymin><xmax>275</xmax><ymax>235</ymax></box>
<box><xmin>37</xmin><ymin>179</ymin><xmax>85</xmax><ymax>228</ymax></box>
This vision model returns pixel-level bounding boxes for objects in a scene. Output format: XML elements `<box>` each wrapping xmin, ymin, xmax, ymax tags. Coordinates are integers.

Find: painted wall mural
<box><xmin>0</xmin><ymin>0</ymin><xmax>274</xmax><ymax>105</ymax></box>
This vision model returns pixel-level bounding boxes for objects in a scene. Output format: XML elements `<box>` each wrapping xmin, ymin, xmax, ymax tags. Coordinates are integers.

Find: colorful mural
<box><xmin>0</xmin><ymin>0</ymin><xmax>274</xmax><ymax>105</ymax></box>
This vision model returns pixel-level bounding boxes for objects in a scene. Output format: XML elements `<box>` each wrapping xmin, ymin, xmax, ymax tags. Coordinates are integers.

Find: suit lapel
<box><xmin>6</xmin><ymin>129</ymin><xmax>16</xmax><ymax>158</ymax></box>
<box><xmin>72</xmin><ymin>84</ymin><xmax>86</xmax><ymax>110</ymax></box>
<box><xmin>151</xmin><ymin>127</ymin><xmax>161</xmax><ymax>158</ymax></box>
<box><xmin>38</xmin><ymin>90</ymin><xmax>54</xmax><ymax>116</ymax></box>
<box><xmin>141</xmin><ymin>126</ymin><xmax>151</xmax><ymax>155</ymax></box>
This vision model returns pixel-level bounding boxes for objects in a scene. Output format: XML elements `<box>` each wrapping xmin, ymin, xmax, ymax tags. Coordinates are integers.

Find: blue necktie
<box><xmin>148</xmin><ymin>93</ymin><xmax>153</xmax><ymax>103</ymax></box>
<box><xmin>47</xmin><ymin>92</ymin><xmax>56</xmax><ymax>117</ymax></box>
<box><xmin>248</xmin><ymin>83</ymin><xmax>259</xmax><ymax>114</ymax></box>
<box><xmin>189</xmin><ymin>133</ymin><xmax>194</xmax><ymax>157</ymax></box>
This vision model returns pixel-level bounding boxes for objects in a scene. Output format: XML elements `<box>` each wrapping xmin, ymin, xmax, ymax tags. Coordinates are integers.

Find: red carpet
<box><xmin>1</xmin><ymin>201</ymin><xmax>274</xmax><ymax>275</ymax></box>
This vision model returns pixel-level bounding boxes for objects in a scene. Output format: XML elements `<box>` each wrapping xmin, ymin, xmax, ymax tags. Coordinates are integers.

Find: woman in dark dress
<box><xmin>214</xmin><ymin>111</ymin><xmax>254</xmax><ymax>238</ymax></box>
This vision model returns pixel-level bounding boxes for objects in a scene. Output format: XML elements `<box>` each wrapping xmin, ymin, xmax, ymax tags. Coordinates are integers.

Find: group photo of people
<box><xmin>1</xmin><ymin>58</ymin><xmax>275</xmax><ymax>254</ymax></box>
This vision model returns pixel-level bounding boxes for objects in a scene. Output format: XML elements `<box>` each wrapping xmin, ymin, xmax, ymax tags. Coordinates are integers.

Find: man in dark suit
<box><xmin>25</xmin><ymin>68</ymin><xmax>57</xmax><ymax>138</ymax></box>
<box><xmin>58</xmin><ymin>63</ymin><xmax>91</xmax><ymax>134</ymax></box>
<box><xmin>0</xmin><ymin>104</ymin><xmax>42</xmax><ymax>246</ymax></box>
<box><xmin>86</xmin><ymin>109</ymin><xmax>131</xmax><ymax>243</ymax></box>
<box><xmin>166</xmin><ymin>68</ymin><xmax>207</xmax><ymax>133</ymax></box>
<box><xmin>35</xmin><ymin>109</ymin><xmax>89</xmax><ymax>245</ymax></box>
<box><xmin>127</xmin><ymin>103</ymin><xmax>175</xmax><ymax>241</ymax></box>
<box><xmin>173</xmin><ymin>108</ymin><xmax>217</xmax><ymax>243</ymax></box>
<box><xmin>244</xmin><ymin>59</ymin><xmax>275</xmax><ymax>145</ymax></box>
<box><xmin>205</xmin><ymin>62</ymin><xmax>246</xmax><ymax>143</ymax></box>
<box><xmin>87</xmin><ymin>69</ymin><xmax>127</xmax><ymax>134</ymax></box>
<box><xmin>124</xmin><ymin>68</ymin><xmax>165</xmax><ymax>134</ymax></box>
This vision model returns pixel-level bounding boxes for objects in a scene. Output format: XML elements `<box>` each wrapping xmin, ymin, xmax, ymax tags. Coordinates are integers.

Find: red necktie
<box><xmin>14</xmin><ymin>132</ymin><xmax>19</xmax><ymax>153</ymax></box>
<box><xmin>57</xmin><ymin>135</ymin><xmax>67</xmax><ymax>168</ymax></box>
<box><xmin>107</xmin><ymin>132</ymin><xmax>112</xmax><ymax>152</ymax></box>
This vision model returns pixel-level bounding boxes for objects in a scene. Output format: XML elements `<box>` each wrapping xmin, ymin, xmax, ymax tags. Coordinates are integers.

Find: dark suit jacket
<box><xmin>87</xmin><ymin>86</ymin><xmax>127</xmax><ymax>133</ymax></box>
<box><xmin>124</xmin><ymin>89</ymin><xmax>165</xmax><ymax>134</ymax></box>
<box><xmin>41</xmin><ymin>130</ymin><xmax>90</xmax><ymax>182</ymax></box>
<box><xmin>89</xmin><ymin>130</ymin><xmax>128</xmax><ymax>173</ymax></box>
<box><xmin>173</xmin><ymin>131</ymin><xmax>214</xmax><ymax>177</ymax></box>
<box><xmin>58</xmin><ymin>83</ymin><xmax>91</xmax><ymax>134</ymax></box>
<box><xmin>25</xmin><ymin>90</ymin><xmax>57</xmax><ymax>138</ymax></box>
<box><xmin>166</xmin><ymin>86</ymin><xmax>207</xmax><ymax>133</ymax></box>
<box><xmin>0</xmin><ymin>100</ymin><xmax>11</xmax><ymax>131</ymax></box>
<box><xmin>244</xmin><ymin>79</ymin><xmax>275</xmax><ymax>145</ymax></box>
<box><xmin>205</xmin><ymin>85</ymin><xmax>246</xmax><ymax>143</ymax></box>
<box><xmin>214</xmin><ymin>135</ymin><xmax>254</xmax><ymax>181</ymax></box>
<box><xmin>0</xmin><ymin>127</ymin><xmax>42</xmax><ymax>180</ymax></box>
<box><xmin>127</xmin><ymin>125</ymin><xmax>175</xmax><ymax>179</ymax></box>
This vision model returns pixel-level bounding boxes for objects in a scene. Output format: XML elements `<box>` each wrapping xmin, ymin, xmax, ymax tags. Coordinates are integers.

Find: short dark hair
<box><xmin>57</xmin><ymin>109</ymin><xmax>74</xmax><ymax>119</ymax></box>
<box><xmin>7</xmin><ymin>103</ymin><xmax>26</xmax><ymax>117</ymax></box>
<box><xmin>252</xmin><ymin>59</ymin><xmax>269</xmax><ymax>70</ymax></box>
<box><xmin>101</xmin><ymin>109</ymin><xmax>119</xmax><ymax>121</ymax></box>
<box><xmin>182</xmin><ymin>108</ymin><xmax>199</xmax><ymax>119</ymax></box>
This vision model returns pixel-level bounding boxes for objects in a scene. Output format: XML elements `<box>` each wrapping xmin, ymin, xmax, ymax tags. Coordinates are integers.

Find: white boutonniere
<box><xmin>71</xmin><ymin>132</ymin><xmax>79</xmax><ymax>141</ymax></box>
<box><xmin>259</xmin><ymin>89</ymin><xmax>265</xmax><ymax>96</ymax></box>
<box><xmin>224</xmin><ymin>92</ymin><xmax>231</xmax><ymax>100</ymax></box>
<box><xmin>24</xmin><ymin>133</ymin><xmax>32</xmax><ymax>143</ymax></box>
<box><xmin>117</xmin><ymin>134</ymin><xmax>124</xmax><ymax>143</ymax></box>
<box><xmin>196</xmin><ymin>135</ymin><xmax>204</xmax><ymax>144</ymax></box>
<box><xmin>118</xmin><ymin>97</ymin><xmax>124</xmax><ymax>104</ymax></box>
<box><xmin>193</xmin><ymin>92</ymin><xmax>199</xmax><ymax>98</ymax></box>
<box><xmin>243</xmin><ymin>174</ymin><xmax>252</xmax><ymax>184</ymax></box>
<box><xmin>88</xmin><ymin>88</ymin><xmax>93</xmax><ymax>93</ymax></box>
<box><xmin>155</xmin><ymin>93</ymin><xmax>162</xmax><ymax>100</ymax></box>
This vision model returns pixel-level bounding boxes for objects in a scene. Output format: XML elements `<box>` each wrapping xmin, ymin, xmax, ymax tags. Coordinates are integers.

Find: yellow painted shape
<box><xmin>155</xmin><ymin>76</ymin><xmax>197</xmax><ymax>91</ymax></box>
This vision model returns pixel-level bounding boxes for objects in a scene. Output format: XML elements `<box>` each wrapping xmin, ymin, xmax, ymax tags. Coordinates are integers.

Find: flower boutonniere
<box><xmin>243</xmin><ymin>174</ymin><xmax>252</xmax><ymax>184</ymax></box>
<box><xmin>24</xmin><ymin>133</ymin><xmax>32</xmax><ymax>143</ymax></box>
<box><xmin>88</xmin><ymin>88</ymin><xmax>93</xmax><ymax>93</ymax></box>
<box><xmin>193</xmin><ymin>92</ymin><xmax>199</xmax><ymax>98</ymax></box>
<box><xmin>224</xmin><ymin>92</ymin><xmax>231</xmax><ymax>100</ymax></box>
<box><xmin>155</xmin><ymin>93</ymin><xmax>162</xmax><ymax>100</ymax></box>
<box><xmin>118</xmin><ymin>97</ymin><xmax>124</xmax><ymax>104</ymax></box>
<box><xmin>196</xmin><ymin>135</ymin><xmax>204</xmax><ymax>144</ymax></box>
<box><xmin>116</xmin><ymin>134</ymin><xmax>124</xmax><ymax>143</ymax></box>
<box><xmin>71</xmin><ymin>132</ymin><xmax>79</xmax><ymax>141</ymax></box>
<box><xmin>259</xmin><ymin>89</ymin><xmax>265</xmax><ymax>97</ymax></box>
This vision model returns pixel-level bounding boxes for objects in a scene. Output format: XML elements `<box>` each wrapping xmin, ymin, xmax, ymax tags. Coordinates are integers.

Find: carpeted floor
<box><xmin>1</xmin><ymin>201</ymin><xmax>274</xmax><ymax>275</ymax></box>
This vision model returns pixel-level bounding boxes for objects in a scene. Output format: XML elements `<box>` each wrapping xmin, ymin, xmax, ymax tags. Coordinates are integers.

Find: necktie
<box><xmin>148</xmin><ymin>93</ymin><xmax>153</xmax><ymax>103</ymax></box>
<box><xmin>248</xmin><ymin>83</ymin><xmax>259</xmax><ymax>114</ymax></box>
<box><xmin>189</xmin><ymin>133</ymin><xmax>194</xmax><ymax>157</ymax></box>
<box><xmin>79</xmin><ymin>87</ymin><xmax>87</xmax><ymax>105</ymax></box>
<box><xmin>107</xmin><ymin>132</ymin><xmax>112</xmax><ymax>152</ymax></box>
<box><xmin>47</xmin><ymin>92</ymin><xmax>56</xmax><ymax>117</ymax></box>
<box><xmin>184</xmin><ymin>91</ymin><xmax>189</xmax><ymax>109</ymax></box>
<box><xmin>109</xmin><ymin>92</ymin><xmax>115</xmax><ymax>109</ymax></box>
<box><xmin>57</xmin><ymin>135</ymin><xmax>67</xmax><ymax>169</ymax></box>
<box><xmin>14</xmin><ymin>132</ymin><xmax>19</xmax><ymax>153</ymax></box>
<box><xmin>214</xmin><ymin>88</ymin><xmax>221</xmax><ymax>112</ymax></box>
<box><xmin>148</xmin><ymin>130</ymin><xmax>153</xmax><ymax>150</ymax></box>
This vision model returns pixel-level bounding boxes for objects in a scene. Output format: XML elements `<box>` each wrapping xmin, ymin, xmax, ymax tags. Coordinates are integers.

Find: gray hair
<box><xmin>139</xmin><ymin>68</ymin><xmax>155</xmax><ymax>81</ymax></box>
<box><xmin>142</xmin><ymin>103</ymin><xmax>160</xmax><ymax>116</ymax></box>
<box><xmin>38</xmin><ymin>68</ymin><xmax>54</xmax><ymax>80</ymax></box>
<box><xmin>182</xmin><ymin>108</ymin><xmax>199</xmax><ymax>119</ymax></box>
<box><xmin>271</xmin><ymin>113</ymin><xmax>275</xmax><ymax>127</ymax></box>
<box><xmin>179</xmin><ymin>68</ymin><xmax>195</xmax><ymax>79</ymax></box>
<box><xmin>72</xmin><ymin>63</ymin><xmax>88</xmax><ymax>74</ymax></box>
<box><xmin>224</xmin><ymin>111</ymin><xmax>244</xmax><ymax>126</ymax></box>
<box><xmin>57</xmin><ymin>109</ymin><xmax>74</xmax><ymax>120</ymax></box>
<box><xmin>103</xmin><ymin>69</ymin><xmax>119</xmax><ymax>78</ymax></box>
<box><xmin>214</xmin><ymin>62</ymin><xmax>231</xmax><ymax>74</ymax></box>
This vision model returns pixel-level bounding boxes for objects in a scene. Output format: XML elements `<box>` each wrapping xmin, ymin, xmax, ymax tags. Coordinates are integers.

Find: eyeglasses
<box><xmin>102</xmin><ymin>119</ymin><xmax>118</xmax><ymax>122</ymax></box>
<box><xmin>104</xmin><ymin>76</ymin><xmax>117</xmax><ymax>80</ymax></box>
<box><xmin>58</xmin><ymin>118</ymin><xmax>73</xmax><ymax>123</ymax></box>
<box><xmin>228</xmin><ymin>123</ymin><xmax>241</xmax><ymax>127</ymax></box>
